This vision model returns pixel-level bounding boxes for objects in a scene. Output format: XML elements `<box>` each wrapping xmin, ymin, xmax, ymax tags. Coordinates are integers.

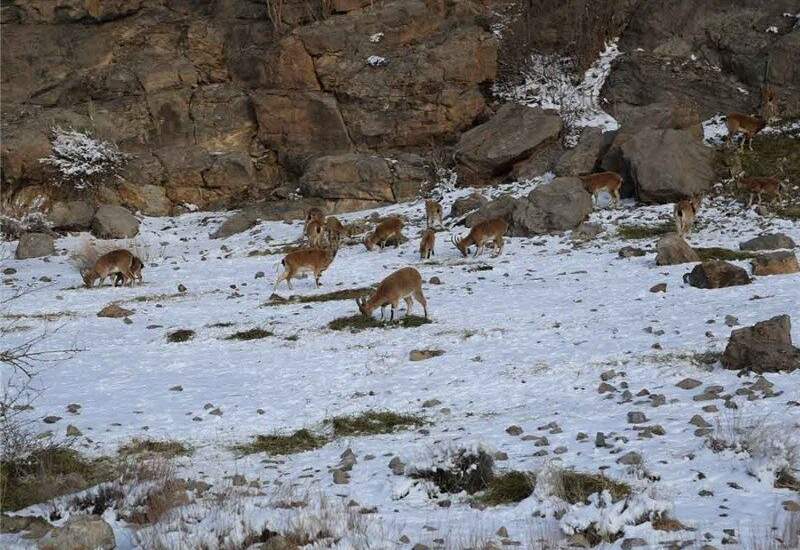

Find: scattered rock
<box><xmin>751</xmin><ymin>251</ymin><xmax>800</xmax><ymax>276</ymax></box>
<box><xmin>739</xmin><ymin>233</ymin><xmax>796</xmax><ymax>251</ymax></box>
<box><xmin>725</xmin><ymin>315</ymin><xmax>739</xmax><ymax>327</ymax></box>
<box><xmin>676</xmin><ymin>378</ymin><xmax>702</xmax><ymax>390</ymax></box>
<box><xmin>211</xmin><ymin>211</ymin><xmax>259</xmax><ymax>239</ymax></box>
<box><xmin>167</xmin><ymin>329</ymin><xmax>195</xmax><ymax>343</ymax></box>
<box><xmin>208</xmin><ymin>407</ymin><xmax>223</xmax><ymax>416</ymax></box>
<box><xmin>409</xmin><ymin>349</ymin><xmax>445</xmax><ymax>361</ymax></box>
<box><xmin>448</xmin><ymin>193</ymin><xmax>488</xmax><ymax>219</ymax></box>
<box><xmin>97</xmin><ymin>304</ymin><xmax>134</xmax><ymax>319</ymax></box>
<box><xmin>255</xmin><ymin>271</ymin><xmax>265</xmax><ymax>279</ymax></box>
<box><xmin>169</xmin><ymin>385</ymin><xmax>183</xmax><ymax>392</ymax></box>
<box><xmin>389</xmin><ymin>456</ymin><xmax>405</xmax><ymax>475</ymax></box>
<box><xmin>506</xmin><ymin>425</ymin><xmax>524</xmax><ymax>436</ymax></box>
<box><xmin>617</xmin><ymin>451</ymin><xmax>642</xmax><ymax>465</ymax></box>
<box><xmin>595</xmin><ymin>432</ymin><xmax>607</xmax><ymax>448</ymax></box>
<box><xmin>598</xmin><ymin>382</ymin><xmax>616</xmax><ymax>394</ymax></box>
<box><xmin>649</xmin><ymin>283</ymin><xmax>667</xmax><ymax>293</ymax></box>
<box><xmin>15</xmin><ymin>232</ymin><xmax>55</xmax><ymax>260</ymax></box>
<box><xmin>66</xmin><ymin>425</ymin><xmax>82</xmax><ymax>437</ymax></box>
<box><xmin>627</xmin><ymin>411</ymin><xmax>647</xmax><ymax>424</ymax></box>
<box><xmin>178</xmin><ymin>284</ymin><xmax>188</xmax><ymax>293</ymax></box>
<box><xmin>39</xmin><ymin>516</ymin><xmax>115</xmax><ymax>550</ymax></box>
<box><xmin>428</xmin><ymin>276</ymin><xmax>442</xmax><ymax>285</ymax></box>
<box><xmin>48</xmin><ymin>201</ymin><xmax>95</xmax><ymax>231</ymax></box>
<box><xmin>66</xmin><ymin>403</ymin><xmax>81</xmax><ymax>414</ymax></box>
<box><xmin>43</xmin><ymin>416</ymin><xmax>61</xmax><ymax>424</ymax></box>
<box><xmin>91</xmin><ymin>205</ymin><xmax>140</xmax><ymax>239</ymax></box>
<box><xmin>572</xmin><ymin>222</ymin><xmax>604</xmax><ymax>241</ymax></box>
<box><xmin>689</xmin><ymin>415</ymin><xmax>711</xmax><ymax>428</ymax></box>
<box><xmin>722</xmin><ymin>315</ymin><xmax>800</xmax><ymax>374</ymax></box>
<box><xmin>421</xmin><ymin>399</ymin><xmax>442</xmax><ymax>408</ymax></box>
<box><xmin>684</xmin><ymin>261</ymin><xmax>751</xmax><ymax>289</ymax></box>
<box><xmin>655</xmin><ymin>233</ymin><xmax>699</xmax><ymax>266</ymax></box>
<box><xmin>332</xmin><ymin>469</ymin><xmax>350</xmax><ymax>484</ymax></box>
<box><xmin>554</xmin><ymin>127</ymin><xmax>604</xmax><ymax>176</ymax></box>
<box><xmin>231</xmin><ymin>474</ymin><xmax>246</xmax><ymax>486</ymax></box>
<box><xmin>619</xmin><ymin>246</ymin><xmax>646</xmax><ymax>258</ymax></box>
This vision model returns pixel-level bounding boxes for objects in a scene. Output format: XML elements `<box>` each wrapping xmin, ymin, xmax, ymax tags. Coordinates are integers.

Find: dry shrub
<box><xmin>117</xmin><ymin>457</ymin><xmax>189</xmax><ymax>526</ymax></box>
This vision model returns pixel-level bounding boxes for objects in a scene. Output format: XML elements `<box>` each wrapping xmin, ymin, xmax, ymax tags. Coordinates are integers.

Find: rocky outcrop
<box><xmin>455</xmin><ymin>104</ymin><xmax>562</xmax><ymax>185</ymax></box>
<box><xmin>1</xmin><ymin>0</ymin><xmax>496</xmax><ymax>216</ymax></box>
<box><xmin>722</xmin><ymin>315</ymin><xmax>800</xmax><ymax>374</ymax></box>
<box><xmin>448</xmin><ymin>193</ymin><xmax>488</xmax><ymax>220</ymax></box>
<box><xmin>554</xmin><ymin>127</ymin><xmax>605</xmax><ymax>177</ymax></box>
<box><xmin>48</xmin><ymin>201</ymin><xmax>95</xmax><ymax>231</ymax></box>
<box><xmin>39</xmin><ymin>515</ymin><xmax>115</xmax><ymax>550</ymax></box>
<box><xmin>740</xmin><ymin>233</ymin><xmax>797</xmax><ymax>251</ymax></box>
<box><xmin>655</xmin><ymin>234</ymin><xmax>700</xmax><ymax>266</ymax></box>
<box><xmin>683</xmin><ymin>260</ymin><xmax>751</xmax><ymax>289</ymax></box>
<box><xmin>91</xmin><ymin>205</ymin><xmax>140</xmax><ymax>239</ymax></box>
<box><xmin>751</xmin><ymin>251</ymin><xmax>800</xmax><ymax>276</ymax></box>
<box><xmin>15</xmin><ymin>232</ymin><xmax>55</xmax><ymax>259</ymax></box>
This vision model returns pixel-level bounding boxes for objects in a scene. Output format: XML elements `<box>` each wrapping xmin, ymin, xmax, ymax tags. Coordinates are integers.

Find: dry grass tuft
<box><xmin>233</xmin><ymin>429</ymin><xmax>328</xmax><ymax>456</ymax></box>
<box><xmin>328</xmin><ymin>410</ymin><xmax>425</xmax><ymax>437</ymax></box>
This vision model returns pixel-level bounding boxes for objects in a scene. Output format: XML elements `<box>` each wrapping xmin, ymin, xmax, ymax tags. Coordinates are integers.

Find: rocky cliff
<box><xmin>1</xmin><ymin>0</ymin><xmax>797</xmax><ymax>218</ymax></box>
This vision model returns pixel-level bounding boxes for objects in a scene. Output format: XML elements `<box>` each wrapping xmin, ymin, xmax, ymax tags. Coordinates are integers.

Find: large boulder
<box><xmin>619</xmin><ymin>127</ymin><xmax>715</xmax><ymax>203</ymax></box>
<box><xmin>721</xmin><ymin>315</ymin><xmax>800</xmax><ymax>374</ymax></box>
<box><xmin>15</xmin><ymin>232</ymin><xmax>55</xmax><ymax>259</ymax></box>
<box><xmin>655</xmin><ymin>233</ymin><xmax>699</xmax><ymax>266</ymax></box>
<box><xmin>751</xmin><ymin>251</ymin><xmax>800</xmax><ymax>276</ymax></box>
<box><xmin>525</xmin><ymin>177</ymin><xmax>593</xmax><ymax>233</ymax></box>
<box><xmin>683</xmin><ymin>260</ymin><xmax>751</xmax><ymax>289</ymax></box>
<box><xmin>455</xmin><ymin>104</ymin><xmax>562</xmax><ymax>185</ymax></box>
<box><xmin>448</xmin><ymin>192</ymin><xmax>488</xmax><ymax>220</ymax></box>
<box><xmin>465</xmin><ymin>195</ymin><xmax>521</xmax><ymax>231</ymax></box>
<box><xmin>91</xmin><ymin>205</ymin><xmax>140</xmax><ymax>239</ymax></box>
<box><xmin>39</xmin><ymin>515</ymin><xmax>115</xmax><ymax>550</ymax></box>
<box><xmin>739</xmin><ymin>233</ymin><xmax>797</xmax><ymax>251</ymax></box>
<box><xmin>554</xmin><ymin>127</ymin><xmax>605</xmax><ymax>177</ymax></box>
<box><xmin>48</xmin><ymin>201</ymin><xmax>95</xmax><ymax>231</ymax></box>
<box><xmin>300</xmin><ymin>153</ymin><xmax>430</xmax><ymax>204</ymax></box>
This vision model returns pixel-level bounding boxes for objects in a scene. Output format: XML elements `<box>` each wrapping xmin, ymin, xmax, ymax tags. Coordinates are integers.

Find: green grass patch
<box><xmin>328</xmin><ymin>314</ymin><xmax>431</xmax><ymax>332</ymax></box>
<box><xmin>617</xmin><ymin>223</ymin><xmax>674</xmax><ymax>240</ymax></box>
<box><xmin>233</xmin><ymin>429</ymin><xmax>328</xmax><ymax>456</ymax></box>
<box><xmin>556</xmin><ymin>470</ymin><xmax>631</xmax><ymax>504</ymax></box>
<box><xmin>118</xmin><ymin>438</ymin><xmax>192</xmax><ymax>458</ymax></box>
<box><xmin>167</xmin><ymin>329</ymin><xmax>195</xmax><ymax>343</ymax></box>
<box><xmin>694</xmin><ymin>247</ymin><xmax>757</xmax><ymax>262</ymax></box>
<box><xmin>327</xmin><ymin>410</ymin><xmax>425</xmax><ymax>437</ymax></box>
<box><xmin>478</xmin><ymin>471</ymin><xmax>536</xmax><ymax>506</ymax></box>
<box><xmin>225</xmin><ymin>328</ymin><xmax>273</xmax><ymax>341</ymax></box>
<box><xmin>0</xmin><ymin>446</ymin><xmax>113</xmax><ymax>512</ymax></box>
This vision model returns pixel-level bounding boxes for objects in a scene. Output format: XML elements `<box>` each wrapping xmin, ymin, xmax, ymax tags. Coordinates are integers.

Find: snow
<box><xmin>766</xmin><ymin>26</ymin><xmax>779</xmax><ymax>34</ymax></box>
<box><xmin>2</xmin><ymin>177</ymin><xmax>800</xmax><ymax>548</ymax></box>
<box><xmin>366</xmin><ymin>55</ymin><xmax>387</xmax><ymax>67</ymax></box>
<box><xmin>369</xmin><ymin>32</ymin><xmax>383</xmax><ymax>43</ymax></box>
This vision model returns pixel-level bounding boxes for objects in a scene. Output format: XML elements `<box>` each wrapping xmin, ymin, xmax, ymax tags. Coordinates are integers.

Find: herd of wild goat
<box><xmin>79</xmin><ymin>110</ymin><xmax>786</xmax><ymax>322</ymax></box>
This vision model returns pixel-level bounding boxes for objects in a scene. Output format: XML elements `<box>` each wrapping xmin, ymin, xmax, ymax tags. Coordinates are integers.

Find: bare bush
<box><xmin>0</xmin><ymin>211</ymin><xmax>54</xmax><ymax>241</ymax></box>
<box><xmin>39</xmin><ymin>127</ymin><xmax>128</xmax><ymax>191</ymax></box>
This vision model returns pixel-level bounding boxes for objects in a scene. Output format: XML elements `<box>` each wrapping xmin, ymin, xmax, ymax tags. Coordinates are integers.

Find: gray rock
<box><xmin>554</xmin><ymin>127</ymin><xmax>604</xmax><ymax>176</ymax></box>
<box><xmin>627</xmin><ymin>411</ymin><xmax>647</xmax><ymax>424</ymax></box>
<box><xmin>332</xmin><ymin>469</ymin><xmax>350</xmax><ymax>484</ymax></box>
<box><xmin>655</xmin><ymin>233</ymin><xmax>699</xmax><ymax>266</ymax></box>
<box><xmin>66</xmin><ymin>425</ymin><xmax>82</xmax><ymax>437</ymax></box>
<box><xmin>39</xmin><ymin>516</ymin><xmax>115</xmax><ymax>550</ymax></box>
<box><xmin>211</xmin><ymin>211</ymin><xmax>259</xmax><ymax>239</ymax></box>
<box><xmin>409</xmin><ymin>349</ymin><xmax>445</xmax><ymax>361</ymax></box>
<box><xmin>676</xmin><ymin>378</ymin><xmax>702</xmax><ymax>390</ymax></box>
<box><xmin>751</xmin><ymin>251</ymin><xmax>800</xmax><ymax>276</ymax></box>
<box><xmin>722</xmin><ymin>315</ymin><xmax>800</xmax><ymax>374</ymax></box>
<box><xmin>573</xmin><ymin>222</ymin><xmax>604</xmax><ymax>241</ymax></box>
<box><xmin>684</xmin><ymin>260</ymin><xmax>751</xmax><ymax>289</ymax></box>
<box><xmin>619</xmin><ymin>246</ymin><xmax>646</xmax><ymax>258</ymax></box>
<box><xmin>739</xmin><ymin>233</ymin><xmax>796</xmax><ymax>251</ymax></box>
<box><xmin>525</xmin><ymin>177</ymin><xmax>593</xmax><ymax>233</ymax></box>
<box><xmin>48</xmin><ymin>201</ymin><xmax>95</xmax><ymax>231</ymax></box>
<box><xmin>91</xmin><ymin>205</ymin><xmax>140</xmax><ymax>239</ymax></box>
<box><xmin>15</xmin><ymin>232</ymin><xmax>55</xmax><ymax>259</ymax></box>
<box><xmin>506</xmin><ymin>425</ymin><xmax>524</xmax><ymax>436</ymax></box>
<box><xmin>616</xmin><ymin>451</ymin><xmax>642</xmax><ymax>465</ymax></box>
<box><xmin>388</xmin><ymin>456</ymin><xmax>405</xmax><ymax>475</ymax></box>
<box><xmin>448</xmin><ymin>193</ymin><xmax>488</xmax><ymax>219</ymax></box>
<box><xmin>689</xmin><ymin>415</ymin><xmax>711</xmax><ymax>428</ymax></box>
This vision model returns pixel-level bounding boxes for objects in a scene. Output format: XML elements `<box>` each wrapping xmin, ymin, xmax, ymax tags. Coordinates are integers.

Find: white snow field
<box><xmin>2</xmin><ymin>180</ymin><xmax>799</xmax><ymax>549</ymax></box>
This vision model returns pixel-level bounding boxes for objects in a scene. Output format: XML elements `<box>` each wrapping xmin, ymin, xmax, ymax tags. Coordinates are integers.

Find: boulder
<box><xmin>619</xmin><ymin>128</ymin><xmax>715</xmax><ymax>203</ymax></box>
<box><xmin>91</xmin><ymin>205</ymin><xmax>140</xmax><ymax>239</ymax></box>
<box><xmin>300</xmin><ymin>153</ymin><xmax>429</xmax><ymax>203</ymax></box>
<box><xmin>48</xmin><ymin>201</ymin><xmax>95</xmax><ymax>231</ymax></box>
<box><xmin>210</xmin><ymin>211</ymin><xmax>259</xmax><ymax>240</ymax></box>
<box><xmin>740</xmin><ymin>233</ymin><xmax>796</xmax><ymax>251</ymax></box>
<box><xmin>722</xmin><ymin>315</ymin><xmax>800</xmax><ymax>374</ymax></box>
<box><xmin>554</xmin><ymin>127</ymin><xmax>604</xmax><ymax>176</ymax></box>
<box><xmin>525</xmin><ymin>177</ymin><xmax>593</xmax><ymax>233</ymax></box>
<box><xmin>655</xmin><ymin>234</ymin><xmax>699</xmax><ymax>266</ymax></box>
<box><xmin>465</xmin><ymin>195</ymin><xmax>521</xmax><ymax>230</ymax></box>
<box><xmin>455</xmin><ymin>104</ymin><xmax>562</xmax><ymax>185</ymax></box>
<box><xmin>97</xmin><ymin>304</ymin><xmax>134</xmax><ymax>318</ymax></box>
<box><xmin>39</xmin><ymin>515</ymin><xmax>115</xmax><ymax>550</ymax></box>
<box><xmin>15</xmin><ymin>232</ymin><xmax>55</xmax><ymax>259</ymax></box>
<box><xmin>572</xmin><ymin>222</ymin><xmax>604</xmax><ymax>241</ymax></box>
<box><xmin>751</xmin><ymin>251</ymin><xmax>800</xmax><ymax>276</ymax></box>
<box><xmin>683</xmin><ymin>260</ymin><xmax>751</xmax><ymax>289</ymax></box>
<box><xmin>448</xmin><ymin>193</ymin><xmax>488</xmax><ymax>219</ymax></box>
<box><xmin>117</xmin><ymin>183</ymin><xmax>172</xmax><ymax>217</ymax></box>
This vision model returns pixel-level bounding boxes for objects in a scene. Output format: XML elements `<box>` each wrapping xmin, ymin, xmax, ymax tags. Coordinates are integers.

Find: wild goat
<box><xmin>737</xmin><ymin>175</ymin><xmax>783</xmax><ymax>206</ymax></box>
<box><xmin>305</xmin><ymin>219</ymin><xmax>325</xmax><ymax>248</ymax></box>
<box><xmin>419</xmin><ymin>228</ymin><xmax>436</xmax><ymax>260</ymax></box>
<box><xmin>425</xmin><ymin>199</ymin><xmax>443</xmax><ymax>228</ymax></box>
<box><xmin>113</xmin><ymin>255</ymin><xmax>144</xmax><ymax>286</ymax></box>
<box><xmin>761</xmin><ymin>85</ymin><xmax>778</xmax><ymax>122</ymax></box>
<box><xmin>579</xmin><ymin>172</ymin><xmax>622</xmax><ymax>208</ymax></box>
<box><xmin>305</xmin><ymin>207</ymin><xmax>325</xmax><ymax>229</ymax></box>
<box><xmin>452</xmin><ymin>217</ymin><xmax>509</xmax><ymax>258</ymax></box>
<box><xmin>356</xmin><ymin>267</ymin><xmax>428</xmax><ymax>321</ymax></box>
<box><xmin>673</xmin><ymin>196</ymin><xmax>702</xmax><ymax>236</ymax></box>
<box><xmin>726</xmin><ymin>113</ymin><xmax>766</xmax><ymax>150</ymax></box>
<box><xmin>274</xmin><ymin>244</ymin><xmax>338</xmax><ymax>290</ymax></box>
<box><xmin>364</xmin><ymin>217</ymin><xmax>404</xmax><ymax>251</ymax></box>
<box><xmin>82</xmin><ymin>249</ymin><xmax>142</xmax><ymax>288</ymax></box>
<box><xmin>325</xmin><ymin>216</ymin><xmax>345</xmax><ymax>247</ymax></box>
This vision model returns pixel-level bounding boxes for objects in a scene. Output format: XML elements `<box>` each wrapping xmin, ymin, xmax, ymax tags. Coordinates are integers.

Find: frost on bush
<box><xmin>560</xmin><ymin>490</ymin><xmax>671</xmax><ymax>543</ymax></box>
<box><xmin>39</xmin><ymin>127</ymin><xmax>129</xmax><ymax>190</ymax></box>
<box><xmin>0</xmin><ymin>211</ymin><xmax>52</xmax><ymax>240</ymax></box>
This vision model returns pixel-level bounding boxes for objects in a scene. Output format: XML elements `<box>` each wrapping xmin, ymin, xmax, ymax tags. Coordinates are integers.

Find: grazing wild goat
<box><xmin>364</xmin><ymin>217</ymin><xmax>404</xmax><ymax>251</ymax></box>
<box><xmin>82</xmin><ymin>249</ymin><xmax>141</xmax><ymax>288</ymax></box>
<box><xmin>274</xmin><ymin>243</ymin><xmax>338</xmax><ymax>290</ymax></box>
<box><xmin>726</xmin><ymin>113</ymin><xmax>766</xmax><ymax>150</ymax></box>
<box><xmin>761</xmin><ymin>85</ymin><xmax>778</xmax><ymax>122</ymax></box>
<box><xmin>580</xmin><ymin>172</ymin><xmax>622</xmax><ymax>208</ymax></box>
<box><xmin>737</xmin><ymin>175</ymin><xmax>783</xmax><ymax>206</ymax></box>
<box><xmin>673</xmin><ymin>196</ymin><xmax>702</xmax><ymax>236</ymax></box>
<box><xmin>452</xmin><ymin>217</ymin><xmax>509</xmax><ymax>258</ymax></box>
<box><xmin>325</xmin><ymin>216</ymin><xmax>345</xmax><ymax>247</ymax></box>
<box><xmin>425</xmin><ymin>199</ymin><xmax>443</xmax><ymax>228</ymax></box>
<box><xmin>356</xmin><ymin>267</ymin><xmax>428</xmax><ymax>321</ymax></box>
<box><xmin>419</xmin><ymin>228</ymin><xmax>436</xmax><ymax>260</ymax></box>
<box><xmin>305</xmin><ymin>219</ymin><xmax>325</xmax><ymax>248</ymax></box>
<box><xmin>113</xmin><ymin>255</ymin><xmax>144</xmax><ymax>286</ymax></box>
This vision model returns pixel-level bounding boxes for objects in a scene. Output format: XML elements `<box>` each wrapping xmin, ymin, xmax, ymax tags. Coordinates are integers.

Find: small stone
<box><xmin>689</xmin><ymin>415</ymin><xmax>711</xmax><ymax>428</ymax></box>
<box><xmin>724</xmin><ymin>315</ymin><xmax>739</xmax><ymax>327</ymax></box>
<box><xmin>254</xmin><ymin>271</ymin><xmax>265</xmax><ymax>279</ymax></box>
<box><xmin>389</xmin><ymin>456</ymin><xmax>405</xmax><ymax>475</ymax></box>
<box><xmin>553</xmin><ymin>446</ymin><xmax>568</xmax><ymax>454</ymax></box>
<box><xmin>702</xmin><ymin>405</ymin><xmax>719</xmax><ymax>413</ymax></box>
<box><xmin>256</xmin><ymin>409</ymin><xmax>265</xmax><ymax>415</ymax></box>
<box><xmin>494</xmin><ymin>451</ymin><xmax>509</xmax><ymax>461</ymax></box>
<box><xmin>600</xmin><ymin>369</ymin><xmax>617</xmax><ymax>381</ymax></box>
<box><xmin>649</xmin><ymin>394</ymin><xmax>666</xmax><ymax>407</ymax></box>
<box><xmin>97</xmin><ymin>304</ymin><xmax>134</xmax><ymax>318</ymax></box>
<box><xmin>66</xmin><ymin>425</ymin><xmax>82</xmax><ymax>437</ymax></box>
<box><xmin>66</xmin><ymin>403</ymin><xmax>81</xmax><ymax>414</ymax></box>
<box><xmin>595</xmin><ymin>432</ymin><xmax>607</xmax><ymax>448</ymax></box>
<box><xmin>676</xmin><ymin>378</ymin><xmax>702</xmax><ymax>390</ymax></box>
<box><xmin>506</xmin><ymin>425</ymin><xmax>524</xmax><ymax>436</ymax></box>
<box><xmin>576</xmin><ymin>432</ymin><xmax>588</xmax><ymax>441</ymax></box>
<box><xmin>3</xmin><ymin>267</ymin><xmax>16</xmax><ymax>275</ymax></box>
<box><xmin>208</xmin><ymin>408</ymin><xmax>223</xmax><ymax>416</ymax></box>
<box><xmin>178</xmin><ymin>284</ymin><xmax>187</xmax><ymax>292</ymax></box>
<box><xmin>332</xmin><ymin>469</ymin><xmax>350</xmax><ymax>484</ymax></box>
<box><xmin>421</xmin><ymin>399</ymin><xmax>442</xmax><ymax>408</ymax></box>
<box><xmin>429</xmin><ymin>276</ymin><xmax>442</xmax><ymax>285</ymax></box>
<box><xmin>43</xmin><ymin>416</ymin><xmax>61</xmax><ymax>424</ymax></box>
<box><xmin>231</xmin><ymin>474</ymin><xmax>246</xmax><ymax>486</ymax></box>
<box><xmin>409</xmin><ymin>349</ymin><xmax>445</xmax><ymax>361</ymax></box>
<box><xmin>650</xmin><ymin>283</ymin><xmax>667</xmax><ymax>293</ymax></box>
<box><xmin>695</xmin><ymin>428</ymin><xmax>713</xmax><ymax>437</ymax></box>
<box><xmin>782</xmin><ymin>500</ymin><xmax>800</xmax><ymax>512</ymax></box>
<box><xmin>627</xmin><ymin>411</ymin><xmax>647</xmax><ymax>424</ymax></box>
<box><xmin>169</xmin><ymin>385</ymin><xmax>183</xmax><ymax>392</ymax></box>
<box><xmin>533</xmin><ymin>437</ymin><xmax>549</xmax><ymax>447</ymax></box>
<box><xmin>497</xmin><ymin>527</ymin><xmax>509</xmax><ymax>538</ymax></box>
<box><xmin>598</xmin><ymin>382</ymin><xmax>616</xmax><ymax>394</ymax></box>
<box><xmin>399</xmin><ymin>535</ymin><xmax>410</xmax><ymax>544</ymax></box>
<box><xmin>617</xmin><ymin>451</ymin><xmax>642</xmax><ymax>465</ymax></box>
<box><xmin>619</xmin><ymin>246</ymin><xmax>646</xmax><ymax>258</ymax></box>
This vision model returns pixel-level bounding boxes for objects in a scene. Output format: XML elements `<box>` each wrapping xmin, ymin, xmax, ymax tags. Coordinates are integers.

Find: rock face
<box><xmin>684</xmin><ymin>260</ymin><xmax>751</xmax><ymax>289</ymax></box>
<box><xmin>619</xmin><ymin>128</ymin><xmax>715</xmax><ymax>203</ymax></box>
<box><xmin>39</xmin><ymin>515</ymin><xmax>115</xmax><ymax>550</ymax></box>
<box><xmin>455</xmin><ymin>104</ymin><xmax>562</xmax><ymax>185</ymax></box>
<box><xmin>448</xmin><ymin>193</ymin><xmax>488</xmax><ymax>220</ymax></box>
<box><xmin>1</xmin><ymin>0</ymin><xmax>496</xmax><ymax>215</ymax></box>
<box><xmin>554</xmin><ymin>127</ymin><xmax>605</xmax><ymax>177</ymax></box>
<box><xmin>15</xmin><ymin>232</ymin><xmax>54</xmax><ymax>259</ymax></box>
<box><xmin>751</xmin><ymin>251</ymin><xmax>800</xmax><ymax>276</ymax></box>
<box><xmin>91</xmin><ymin>205</ymin><xmax>140</xmax><ymax>239</ymax></box>
<box><xmin>655</xmin><ymin>234</ymin><xmax>699</xmax><ymax>266</ymax></box>
<box><xmin>48</xmin><ymin>201</ymin><xmax>95</xmax><ymax>231</ymax></box>
<box><xmin>740</xmin><ymin>233</ymin><xmax>797</xmax><ymax>251</ymax></box>
<box><xmin>722</xmin><ymin>315</ymin><xmax>800</xmax><ymax>374</ymax></box>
